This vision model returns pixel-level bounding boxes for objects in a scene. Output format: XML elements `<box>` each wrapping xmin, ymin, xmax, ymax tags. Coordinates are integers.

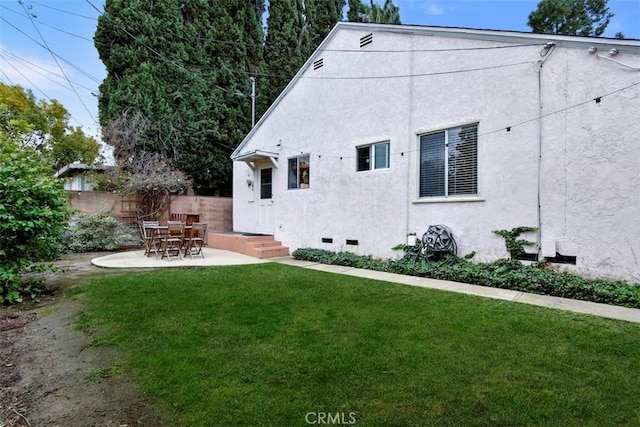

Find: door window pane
<box><xmin>260</xmin><ymin>168</ymin><xmax>272</xmax><ymax>199</ymax></box>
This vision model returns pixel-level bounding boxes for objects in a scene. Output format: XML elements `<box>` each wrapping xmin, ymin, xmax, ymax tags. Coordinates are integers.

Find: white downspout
<box><xmin>536</xmin><ymin>42</ymin><xmax>556</xmax><ymax>257</ymax></box>
<box><xmin>406</xmin><ymin>33</ymin><xmax>415</xmax><ymax>239</ymax></box>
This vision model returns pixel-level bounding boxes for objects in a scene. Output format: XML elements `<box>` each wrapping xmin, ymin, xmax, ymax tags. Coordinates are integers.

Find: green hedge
<box><xmin>292</xmin><ymin>248</ymin><xmax>640</xmax><ymax>309</ymax></box>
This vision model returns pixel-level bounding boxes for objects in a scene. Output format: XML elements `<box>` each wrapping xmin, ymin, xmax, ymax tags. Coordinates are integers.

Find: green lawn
<box><xmin>72</xmin><ymin>263</ymin><xmax>640</xmax><ymax>426</ymax></box>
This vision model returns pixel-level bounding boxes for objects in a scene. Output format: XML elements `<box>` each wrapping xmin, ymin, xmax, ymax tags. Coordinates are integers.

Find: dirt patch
<box><xmin>0</xmin><ymin>253</ymin><xmax>170</xmax><ymax>427</ymax></box>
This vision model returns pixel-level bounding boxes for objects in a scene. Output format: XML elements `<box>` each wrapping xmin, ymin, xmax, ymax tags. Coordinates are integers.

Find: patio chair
<box><xmin>160</xmin><ymin>221</ymin><xmax>185</xmax><ymax>261</ymax></box>
<box><xmin>141</xmin><ymin>220</ymin><xmax>160</xmax><ymax>257</ymax></box>
<box><xmin>183</xmin><ymin>222</ymin><xmax>207</xmax><ymax>259</ymax></box>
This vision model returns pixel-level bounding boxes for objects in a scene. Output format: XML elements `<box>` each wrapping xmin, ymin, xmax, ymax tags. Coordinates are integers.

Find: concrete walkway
<box><xmin>91</xmin><ymin>250</ymin><xmax>640</xmax><ymax>324</ymax></box>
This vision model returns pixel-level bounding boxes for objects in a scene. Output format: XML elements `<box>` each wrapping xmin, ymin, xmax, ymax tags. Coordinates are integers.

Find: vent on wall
<box><xmin>360</xmin><ymin>33</ymin><xmax>373</xmax><ymax>48</ymax></box>
<box><xmin>313</xmin><ymin>58</ymin><xmax>324</xmax><ymax>70</ymax></box>
<box><xmin>546</xmin><ymin>253</ymin><xmax>577</xmax><ymax>265</ymax></box>
<box><xmin>322</xmin><ymin>237</ymin><xmax>333</xmax><ymax>244</ymax></box>
<box><xmin>346</xmin><ymin>239</ymin><xmax>359</xmax><ymax>246</ymax></box>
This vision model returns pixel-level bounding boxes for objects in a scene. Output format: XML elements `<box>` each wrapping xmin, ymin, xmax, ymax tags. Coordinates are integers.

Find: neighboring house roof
<box><xmin>231</xmin><ymin>22</ymin><xmax>640</xmax><ymax>160</ymax></box>
<box><xmin>55</xmin><ymin>163</ymin><xmax>112</xmax><ymax>178</ymax></box>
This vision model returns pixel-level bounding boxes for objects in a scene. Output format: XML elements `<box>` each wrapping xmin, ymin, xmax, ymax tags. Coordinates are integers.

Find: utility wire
<box><xmin>0</xmin><ymin>54</ymin><xmax>53</xmax><ymax>102</ymax></box>
<box><xmin>0</xmin><ymin>48</ymin><xmax>97</xmax><ymax>93</ymax></box>
<box><xmin>18</xmin><ymin>0</ymin><xmax>98</xmax><ymax>126</ymax></box>
<box><xmin>10</xmin><ymin>1</ymin><xmax>540</xmax><ymax>90</ymax></box>
<box><xmin>1</xmin><ymin>4</ymin><xmax>93</xmax><ymax>41</ymax></box>
<box><xmin>321</xmin><ymin>43</ymin><xmax>544</xmax><ymax>53</ymax></box>
<box><xmin>85</xmin><ymin>0</ymin><xmax>234</xmax><ymax>95</ymax></box>
<box><xmin>301</xmin><ymin>60</ymin><xmax>532</xmax><ymax>80</ymax></box>
<box><xmin>29</xmin><ymin>0</ymin><xmax>98</xmax><ymax>20</ymax></box>
<box><xmin>0</xmin><ymin>16</ymin><xmax>102</xmax><ymax>84</ymax></box>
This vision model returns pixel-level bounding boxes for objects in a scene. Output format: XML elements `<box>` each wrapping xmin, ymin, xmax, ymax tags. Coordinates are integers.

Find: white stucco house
<box><xmin>231</xmin><ymin>22</ymin><xmax>640</xmax><ymax>282</ymax></box>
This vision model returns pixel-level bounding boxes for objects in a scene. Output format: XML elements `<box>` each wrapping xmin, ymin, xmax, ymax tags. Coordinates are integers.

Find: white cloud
<box><xmin>0</xmin><ymin>44</ymin><xmax>69</xmax><ymax>94</ymax></box>
<box><xmin>425</xmin><ymin>0</ymin><xmax>445</xmax><ymax>15</ymax></box>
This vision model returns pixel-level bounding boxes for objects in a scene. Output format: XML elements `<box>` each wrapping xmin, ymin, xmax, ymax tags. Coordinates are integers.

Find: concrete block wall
<box><xmin>66</xmin><ymin>191</ymin><xmax>233</xmax><ymax>234</ymax></box>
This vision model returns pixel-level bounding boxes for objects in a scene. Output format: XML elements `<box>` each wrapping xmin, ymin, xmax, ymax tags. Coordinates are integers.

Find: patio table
<box><xmin>144</xmin><ymin>223</ymin><xmax>195</xmax><ymax>260</ymax></box>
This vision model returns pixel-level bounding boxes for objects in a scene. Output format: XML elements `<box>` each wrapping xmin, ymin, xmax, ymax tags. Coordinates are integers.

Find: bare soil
<box><xmin>0</xmin><ymin>253</ymin><xmax>170</xmax><ymax>427</ymax></box>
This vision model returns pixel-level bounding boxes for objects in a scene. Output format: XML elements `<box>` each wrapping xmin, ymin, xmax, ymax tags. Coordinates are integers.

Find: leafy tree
<box><xmin>527</xmin><ymin>0</ymin><xmax>613</xmax><ymax>37</ymax></box>
<box><xmin>98</xmin><ymin>109</ymin><xmax>191</xmax><ymax>220</ymax></box>
<box><xmin>347</xmin><ymin>0</ymin><xmax>401</xmax><ymax>24</ymax></box>
<box><xmin>0</xmin><ymin>82</ymin><xmax>100</xmax><ymax>170</ymax></box>
<box><xmin>0</xmin><ymin>135</ymin><xmax>71</xmax><ymax>304</ymax></box>
<box><xmin>96</xmin><ymin>0</ymin><xmax>264</xmax><ymax>196</ymax></box>
<box><xmin>368</xmin><ymin>0</ymin><xmax>401</xmax><ymax>24</ymax></box>
<box><xmin>347</xmin><ymin>0</ymin><xmax>369</xmax><ymax>22</ymax></box>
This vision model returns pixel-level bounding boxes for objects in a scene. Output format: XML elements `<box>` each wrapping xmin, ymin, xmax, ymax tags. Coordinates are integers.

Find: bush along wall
<box><xmin>291</xmin><ymin>248</ymin><xmax>640</xmax><ymax>309</ymax></box>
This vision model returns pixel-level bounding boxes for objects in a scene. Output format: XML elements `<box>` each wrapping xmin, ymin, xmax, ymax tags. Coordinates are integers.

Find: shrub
<box><xmin>291</xmin><ymin>248</ymin><xmax>640</xmax><ymax>309</ymax></box>
<box><xmin>1</xmin><ymin>138</ymin><xmax>71</xmax><ymax>304</ymax></box>
<box><xmin>493</xmin><ymin>226</ymin><xmax>538</xmax><ymax>259</ymax></box>
<box><xmin>64</xmin><ymin>212</ymin><xmax>139</xmax><ymax>252</ymax></box>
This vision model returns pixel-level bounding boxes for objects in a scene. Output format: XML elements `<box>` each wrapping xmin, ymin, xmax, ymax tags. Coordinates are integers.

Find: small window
<box><xmin>356</xmin><ymin>141</ymin><xmax>390</xmax><ymax>172</ymax></box>
<box><xmin>288</xmin><ymin>154</ymin><xmax>310</xmax><ymax>189</ymax></box>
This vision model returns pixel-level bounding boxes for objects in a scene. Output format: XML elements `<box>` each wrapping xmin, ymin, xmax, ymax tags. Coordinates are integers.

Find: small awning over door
<box><xmin>233</xmin><ymin>150</ymin><xmax>278</xmax><ymax>170</ymax></box>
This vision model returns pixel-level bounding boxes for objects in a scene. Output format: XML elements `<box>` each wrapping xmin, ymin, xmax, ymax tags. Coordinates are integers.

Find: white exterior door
<box><xmin>257</xmin><ymin>167</ymin><xmax>274</xmax><ymax>234</ymax></box>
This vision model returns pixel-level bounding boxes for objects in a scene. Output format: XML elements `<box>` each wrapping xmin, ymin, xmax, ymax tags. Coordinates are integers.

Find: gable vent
<box><xmin>360</xmin><ymin>33</ymin><xmax>373</xmax><ymax>48</ymax></box>
<box><xmin>313</xmin><ymin>58</ymin><xmax>324</xmax><ymax>70</ymax></box>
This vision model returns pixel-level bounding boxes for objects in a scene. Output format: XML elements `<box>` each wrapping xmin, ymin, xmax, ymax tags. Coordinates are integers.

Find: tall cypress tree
<box><xmin>304</xmin><ymin>0</ymin><xmax>345</xmax><ymax>52</ymax></box>
<box><xmin>347</xmin><ymin>0</ymin><xmax>368</xmax><ymax>22</ymax></box>
<box><xmin>263</xmin><ymin>0</ymin><xmax>346</xmax><ymax>109</ymax></box>
<box><xmin>95</xmin><ymin>0</ymin><xmax>264</xmax><ymax>196</ymax></box>
<box><xmin>262</xmin><ymin>0</ymin><xmax>306</xmax><ymax>110</ymax></box>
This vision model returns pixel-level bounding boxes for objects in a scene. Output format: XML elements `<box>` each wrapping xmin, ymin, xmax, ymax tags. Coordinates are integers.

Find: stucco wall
<box><xmin>233</xmin><ymin>25</ymin><xmax>640</xmax><ymax>282</ymax></box>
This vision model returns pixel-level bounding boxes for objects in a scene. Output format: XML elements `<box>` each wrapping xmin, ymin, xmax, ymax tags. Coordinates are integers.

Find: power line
<box><xmin>0</xmin><ymin>4</ymin><xmax>91</xmax><ymax>43</ymax></box>
<box><xmin>0</xmin><ymin>55</ymin><xmax>93</xmax><ymax>129</ymax></box>
<box><xmin>320</xmin><ymin>43</ymin><xmax>544</xmax><ymax>53</ymax></box>
<box><xmin>0</xmin><ymin>54</ymin><xmax>53</xmax><ymax>102</ymax></box>
<box><xmin>0</xmin><ymin>48</ymin><xmax>97</xmax><ymax>93</ymax></box>
<box><xmin>18</xmin><ymin>0</ymin><xmax>98</xmax><ymax>126</ymax></box>
<box><xmin>29</xmin><ymin>0</ymin><xmax>98</xmax><ymax>21</ymax></box>
<box><xmin>300</xmin><ymin>60</ymin><xmax>532</xmax><ymax>80</ymax></box>
<box><xmin>0</xmin><ymin>16</ymin><xmax>102</xmax><ymax>84</ymax></box>
<box><xmin>85</xmin><ymin>0</ymin><xmax>234</xmax><ymax>95</ymax></box>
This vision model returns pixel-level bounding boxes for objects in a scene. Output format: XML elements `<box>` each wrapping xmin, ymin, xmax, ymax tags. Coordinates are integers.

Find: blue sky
<box><xmin>1</xmin><ymin>0</ymin><xmax>638</xmax><ymax>143</ymax></box>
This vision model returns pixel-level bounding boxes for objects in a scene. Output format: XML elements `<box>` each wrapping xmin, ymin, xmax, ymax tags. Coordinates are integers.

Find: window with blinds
<box><xmin>419</xmin><ymin>124</ymin><xmax>478</xmax><ymax>198</ymax></box>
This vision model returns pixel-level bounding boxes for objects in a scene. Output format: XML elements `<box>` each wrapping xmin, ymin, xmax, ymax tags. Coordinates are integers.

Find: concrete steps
<box><xmin>208</xmin><ymin>233</ymin><xmax>289</xmax><ymax>259</ymax></box>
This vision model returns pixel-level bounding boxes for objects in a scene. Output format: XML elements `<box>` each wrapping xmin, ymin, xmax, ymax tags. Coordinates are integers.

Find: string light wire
<box><xmin>265</xmin><ymin>80</ymin><xmax>639</xmax><ymax>161</ymax></box>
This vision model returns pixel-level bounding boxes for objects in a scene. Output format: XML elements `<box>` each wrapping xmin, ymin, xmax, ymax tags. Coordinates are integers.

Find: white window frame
<box><xmin>418</xmin><ymin>123</ymin><xmax>479</xmax><ymax>200</ymax></box>
<box><xmin>356</xmin><ymin>141</ymin><xmax>390</xmax><ymax>172</ymax></box>
<box><xmin>288</xmin><ymin>154</ymin><xmax>310</xmax><ymax>190</ymax></box>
